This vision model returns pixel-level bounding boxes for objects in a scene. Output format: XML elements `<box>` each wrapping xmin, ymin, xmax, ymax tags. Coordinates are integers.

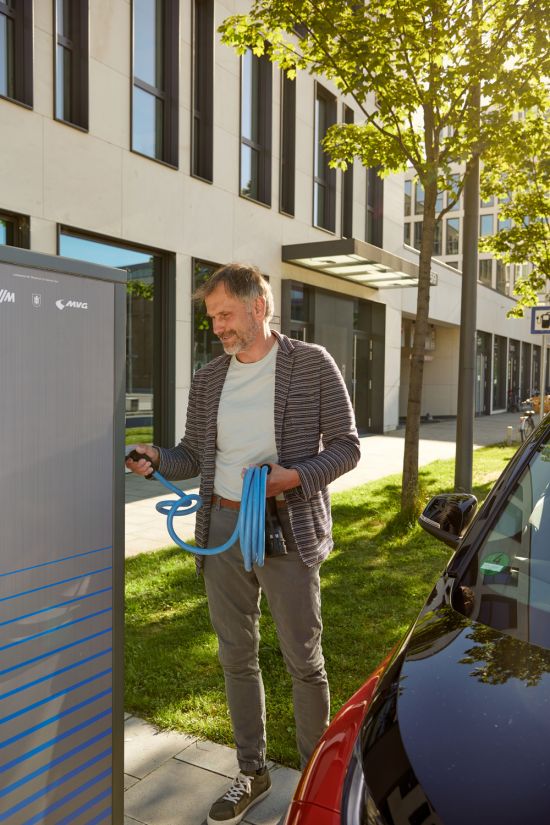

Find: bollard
<box><xmin>506</xmin><ymin>425</ymin><xmax>513</xmax><ymax>445</ymax></box>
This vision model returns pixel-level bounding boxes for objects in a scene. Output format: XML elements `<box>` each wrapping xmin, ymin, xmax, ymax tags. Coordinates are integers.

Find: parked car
<box><xmin>284</xmin><ymin>414</ymin><xmax>550</xmax><ymax>825</ymax></box>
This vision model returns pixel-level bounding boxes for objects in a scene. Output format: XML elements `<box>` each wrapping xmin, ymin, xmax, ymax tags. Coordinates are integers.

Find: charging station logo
<box><xmin>55</xmin><ymin>298</ymin><xmax>89</xmax><ymax>311</ymax></box>
<box><xmin>0</xmin><ymin>288</ymin><xmax>15</xmax><ymax>304</ymax></box>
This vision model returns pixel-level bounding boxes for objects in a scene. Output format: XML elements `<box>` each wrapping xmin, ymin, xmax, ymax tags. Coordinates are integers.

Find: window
<box><xmin>447</xmin><ymin>174</ymin><xmax>460</xmax><ymax>211</ymax></box>
<box><xmin>433</xmin><ymin>221</ymin><xmax>442</xmax><ymax>256</ymax></box>
<box><xmin>366</xmin><ymin>166</ymin><xmax>383</xmax><ymax>247</ymax></box>
<box><xmin>446</xmin><ymin>217</ymin><xmax>460</xmax><ymax>255</ymax></box>
<box><xmin>479</xmin><ymin>259</ymin><xmax>493</xmax><ymax>287</ymax></box>
<box><xmin>193</xmin><ymin>259</ymin><xmax>223</xmax><ymax>371</ymax></box>
<box><xmin>414</xmin><ymin>182</ymin><xmax>424</xmax><ymax>215</ymax></box>
<box><xmin>341</xmin><ymin>105</ymin><xmax>354</xmax><ymax>238</ymax></box>
<box><xmin>404</xmin><ymin>180</ymin><xmax>412</xmax><ymax>216</ymax></box>
<box><xmin>240</xmin><ymin>49</ymin><xmax>272</xmax><ymax>204</ymax></box>
<box><xmin>132</xmin><ymin>0</ymin><xmax>179</xmax><ymax>166</ymax></box>
<box><xmin>281</xmin><ymin>280</ymin><xmax>312</xmax><ymax>341</ymax></box>
<box><xmin>453</xmin><ymin>430</ymin><xmax>550</xmax><ymax>647</ymax></box>
<box><xmin>496</xmin><ymin>260</ymin><xmax>508</xmax><ymax>295</ymax></box>
<box><xmin>59</xmin><ymin>228</ymin><xmax>175</xmax><ymax>446</ymax></box>
<box><xmin>480</xmin><ymin>214</ymin><xmax>493</xmax><ymax>237</ymax></box>
<box><xmin>404</xmin><ymin>222</ymin><xmax>411</xmax><ymax>246</ymax></box>
<box><xmin>280</xmin><ymin>72</ymin><xmax>296</xmax><ymax>216</ymax></box>
<box><xmin>492</xmin><ymin>334</ymin><xmax>507</xmax><ymax>409</ymax></box>
<box><xmin>313</xmin><ymin>83</ymin><xmax>336</xmax><ymax>231</ymax></box>
<box><xmin>192</xmin><ymin>0</ymin><xmax>213</xmax><ymax>181</ymax></box>
<box><xmin>413</xmin><ymin>221</ymin><xmax>422</xmax><ymax>251</ymax></box>
<box><xmin>54</xmin><ymin>0</ymin><xmax>88</xmax><ymax>128</ymax></box>
<box><xmin>0</xmin><ymin>0</ymin><xmax>32</xmax><ymax>106</ymax></box>
<box><xmin>0</xmin><ymin>209</ymin><xmax>29</xmax><ymax>247</ymax></box>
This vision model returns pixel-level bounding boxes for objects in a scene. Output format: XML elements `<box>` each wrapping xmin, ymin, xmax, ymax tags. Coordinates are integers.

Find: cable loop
<box><xmin>152</xmin><ymin>465</ymin><xmax>269</xmax><ymax>571</ymax></box>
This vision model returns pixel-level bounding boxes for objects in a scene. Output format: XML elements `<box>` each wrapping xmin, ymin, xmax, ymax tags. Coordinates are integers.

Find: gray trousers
<box><xmin>202</xmin><ymin>503</ymin><xmax>330</xmax><ymax>772</ymax></box>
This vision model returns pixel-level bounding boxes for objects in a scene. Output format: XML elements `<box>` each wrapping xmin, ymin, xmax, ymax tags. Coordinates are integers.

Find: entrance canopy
<box><xmin>282</xmin><ymin>238</ymin><xmax>437</xmax><ymax>289</ymax></box>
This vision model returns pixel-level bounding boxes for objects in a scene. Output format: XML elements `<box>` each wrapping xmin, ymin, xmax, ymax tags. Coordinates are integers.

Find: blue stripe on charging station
<box><xmin>56</xmin><ymin>787</ymin><xmax>112</xmax><ymax>825</ymax></box>
<box><xmin>0</xmin><ymin>671</ymin><xmax>112</xmax><ymax>727</ymax></box>
<box><xmin>0</xmin><ymin>708</ymin><xmax>111</xmax><ymax>784</ymax></box>
<box><xmin>0</xmin><ymin>566</ymin><xmax>113</xmax><ymax>604</ymax></box>
<box><xmin>20</xmin><ymin>769</ymin><xmax>112</xmax><ymax>825</ymax></box>
<box><xmin>0</xmin><ymin>607</ymin><xmax>113</xmax><ymax>653</ymax></box>
<box><xmin>0</xmin><ymin>586</ymin><xmax>113</xmax><ymax>629</ymax></box>
<box><xmin>0</xmin><ymin>688</ymin><xmax>112</xmax><ymax>751</ymax></box>
<box><xmin>1</xmin><ymin>548</ymin><xmax>115</xmax><ymax>823</ymax></box>
<box><xmin>0</xmin><ymin>648</ymin><xmax>112</xmax><ymax>704</ymax></box>
<box><xmin>0</xmin><ymin>627</ymin><xmax>112</xmax><ymax>677</ymax></box>
<box><xmin>84</xmin><ymin>804</ymin><xmax>112</xmax><ymax>825</ymax></box>
<box><xmin>3</xmin><ymin>758</ymin><xmax>112</xmax><ymax>822</ymax></box>
<box><xmin>0</xmin><ymin>545</ymin><xmax>112</xmax><ymax>578</ymax></box>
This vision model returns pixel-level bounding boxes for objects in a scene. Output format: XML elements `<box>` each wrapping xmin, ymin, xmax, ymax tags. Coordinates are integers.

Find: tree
<box><xmin>220</xmin><ymin>0</ymin><xmax>549</xmax><ymax>517</ymax></box>
<box><xmin>479</xmin><ymin>108</ymin><xmax>550</xmax><ymax>317</ymax></box>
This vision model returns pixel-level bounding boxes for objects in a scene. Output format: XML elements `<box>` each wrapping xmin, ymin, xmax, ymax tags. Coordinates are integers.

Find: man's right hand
<box><xmin>125</xmin><ymin>445</ymin><xmax>160</xmax><ymax>478</ymax></box>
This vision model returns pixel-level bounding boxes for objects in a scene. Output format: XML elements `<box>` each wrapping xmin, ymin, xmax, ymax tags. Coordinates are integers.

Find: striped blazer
<box><xmin>157</xmin><ymin>330</ymin><xmax>361</xmax><ymax>567</ymax></box>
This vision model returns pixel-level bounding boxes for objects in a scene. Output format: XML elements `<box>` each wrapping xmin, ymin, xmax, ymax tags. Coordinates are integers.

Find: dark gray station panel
<box><xmin>0</xmin><ymin>248</ymin><xmax>125</xmax><ymax>824</ymax></box>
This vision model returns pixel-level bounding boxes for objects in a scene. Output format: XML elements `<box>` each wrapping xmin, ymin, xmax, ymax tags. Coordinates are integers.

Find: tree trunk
<box><xmin>401</xmin><ymin>181</ymin><xmax>438</xmax><ymax>517</ymax></box>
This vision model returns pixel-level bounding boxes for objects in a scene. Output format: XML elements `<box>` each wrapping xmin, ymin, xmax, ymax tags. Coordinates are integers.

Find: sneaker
<box><xmin>207</xmin><ymin>767</ymin><xmax>272</xmax><ymax>825</ymax></box>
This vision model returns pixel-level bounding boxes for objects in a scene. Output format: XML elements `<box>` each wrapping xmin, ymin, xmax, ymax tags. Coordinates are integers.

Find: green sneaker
<box><xmin>207</xmin><ymin>767</ymin><xmax>272</xmax><ymax>824</ymax></box>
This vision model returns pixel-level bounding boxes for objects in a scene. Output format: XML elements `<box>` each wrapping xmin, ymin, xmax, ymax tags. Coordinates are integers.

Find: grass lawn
<box><xmin>125</xmin><ymin>426</ymin><xmax>153</xmax><ymax>445</ymax></box>
<box><xmin>125</xmin><ymin>443</ymin><xmax>517</xmax><ymax>769</ymax></box>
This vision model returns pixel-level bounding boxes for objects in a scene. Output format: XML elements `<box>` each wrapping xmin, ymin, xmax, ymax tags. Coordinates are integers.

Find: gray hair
<box><xmin>193</xmin><ymin>263</ymin><xmax>274</xmax><ymax>322</ymax></box>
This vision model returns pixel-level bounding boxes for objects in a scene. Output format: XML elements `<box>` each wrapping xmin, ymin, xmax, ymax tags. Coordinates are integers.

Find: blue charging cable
<box><xmin>127</xmin><ymin>452</ymin><xmax>269</xmax><ymax>571</ymax></box>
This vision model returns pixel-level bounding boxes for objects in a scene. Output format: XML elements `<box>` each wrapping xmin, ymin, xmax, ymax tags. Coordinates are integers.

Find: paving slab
<box><xmin>174</xmin><ymin>739</ymin><xmax>240</xmax><ymax>777</ymax></box>
<box><xmin>125</xmin><ymin>715</ymin><xmax>197</xmax><ymax>779</ymax></box>
<box><xmin>124</xmin><ymin>758</ymin><xmax>235</xmax><ymax>825</ymax></box>
<box><xmin>243</xmin><ymin>765</ymin><xmax>300</xmax><ymax>825</ymax></box>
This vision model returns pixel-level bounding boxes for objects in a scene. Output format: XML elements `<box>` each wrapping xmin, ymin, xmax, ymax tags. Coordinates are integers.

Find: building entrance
<box><xmin>282</xmin><ymin>281</ymin><xmax>385</xmax><ymax>433</ymax></box>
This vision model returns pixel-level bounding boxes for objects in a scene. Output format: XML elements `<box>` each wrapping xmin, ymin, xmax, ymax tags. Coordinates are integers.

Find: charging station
<box><xmin>0</xmin><ymin>246</ymin><xmax>126</xmax><ymax>824</ymax></box>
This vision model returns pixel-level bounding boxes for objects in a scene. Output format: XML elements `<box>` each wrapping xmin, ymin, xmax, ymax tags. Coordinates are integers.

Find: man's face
<box><xmin>205</xmin><ymin>283</ymin><xmax>263</xmax><ymax>356</ymax></box>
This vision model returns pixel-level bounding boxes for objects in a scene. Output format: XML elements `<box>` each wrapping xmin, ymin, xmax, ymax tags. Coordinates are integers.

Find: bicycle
<box><xmin>519</xmin><ymin>409</ymin><xmax>536</xmax><ymax>442</ymax></box>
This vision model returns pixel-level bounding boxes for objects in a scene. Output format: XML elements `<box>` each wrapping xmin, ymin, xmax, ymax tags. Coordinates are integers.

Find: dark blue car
<box><xmin>285</xmin><ymin>415</ymin><xmax>550</xmax><ymax>825</ymax></box>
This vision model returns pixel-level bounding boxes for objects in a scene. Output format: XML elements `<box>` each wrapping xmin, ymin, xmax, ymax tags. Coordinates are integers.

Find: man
<box><xmin>127</xmin><ymin>263</ymin><xmax>360</xmax><ymax>825</ymax></box>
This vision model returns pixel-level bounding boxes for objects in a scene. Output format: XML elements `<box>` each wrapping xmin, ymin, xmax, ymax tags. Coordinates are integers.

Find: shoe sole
<box><xmin>206</xmin><ymin>785</ymin><xmax>272</xmax><ymax>825</ymax></box>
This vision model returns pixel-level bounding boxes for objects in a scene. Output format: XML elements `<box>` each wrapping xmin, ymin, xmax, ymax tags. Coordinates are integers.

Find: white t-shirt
<box><xmin>214</xmin><ymin>342</ymin><xmax>278</xmax><ymax>500</ymax></box>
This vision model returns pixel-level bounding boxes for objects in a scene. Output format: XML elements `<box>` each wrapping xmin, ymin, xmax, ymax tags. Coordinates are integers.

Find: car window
<box><xmin>453</xmin><ymin>440</ymin><xmax>550</xmax><ymax>649</ymax></box>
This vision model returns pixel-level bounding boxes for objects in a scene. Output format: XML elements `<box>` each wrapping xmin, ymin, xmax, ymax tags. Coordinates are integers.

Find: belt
<box><xmin>211</xmin><ymin>494</ymin><xmax>287</xmax><ymax>511</ymax></box>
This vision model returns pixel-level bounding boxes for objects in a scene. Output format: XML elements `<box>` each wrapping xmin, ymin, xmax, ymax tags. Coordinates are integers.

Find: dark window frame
<box><xmin>341</xmin><ymin>104</ymin><xmax>354</xmax><ymax>238</ymax></box>
<box><xmin>366</xmin><ymin>166</ymin><xmax>384</xmax><ymax>247</ymax></box>
<box><xmin>191</xmin><ymin>0</ymin><xmax>214</xmax><ymax>182</ymax></box>
<box><xmin>57</xmin><ymin>224</ymin><xmax>176</xmax><ymax>447</ymax></box>
<box><xmin>0</xmin><ymin>0</ymin><xmax>33</xmax><ymax>108</ymax></box>
<box><xmin>131</xmin><ymin>0</ymin><xmax>179</xmax><ymax>168</ymax></box>
<box><xmin>53</xmin><ymin>0</ymin><xmax>89</xmax><ymax>130</ymax></box>
<box><xmin>313</xmin><ymin>82</ymin><xmax>337</xmax><ymax>233</ymax></box>
<box><xmin>279</xmin><ymin>71</ymin><xmax>296</xmax><ymax>217</ymax></box>
<box><xmin>0</xmin><ymin>208</ymin><xmax>30</xmax><ymax>247</ymax></box>
<box><xmin>239</xmin><ymin>49</ymin><xmax>273</xmax><ymax>206</ymax></box>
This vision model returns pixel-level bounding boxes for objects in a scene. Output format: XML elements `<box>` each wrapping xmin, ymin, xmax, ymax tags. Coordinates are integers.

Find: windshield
<box><xmin>453</xmin><ymin>438</ymin><xmax>550</xmax><ymax>649</ymax></box>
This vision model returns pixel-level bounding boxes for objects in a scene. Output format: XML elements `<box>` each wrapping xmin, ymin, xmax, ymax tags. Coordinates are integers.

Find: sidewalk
<box><xmin>123</xmin><ymin>411</ymin><xmax>522</xmax><ymax>824</ymax></box>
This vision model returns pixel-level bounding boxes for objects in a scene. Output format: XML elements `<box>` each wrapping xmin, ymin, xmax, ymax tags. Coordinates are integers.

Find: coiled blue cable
<box><xmin>150</xmin><ymin>464</ymin><xmax>269</xmax><ymax>571</ymax></box>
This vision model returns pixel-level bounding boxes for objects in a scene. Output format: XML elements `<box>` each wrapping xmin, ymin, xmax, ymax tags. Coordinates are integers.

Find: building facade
<box><xmin>1</xmin><ymin>0</ymin><xmax>547</xmax><ymax>447</ymax></box>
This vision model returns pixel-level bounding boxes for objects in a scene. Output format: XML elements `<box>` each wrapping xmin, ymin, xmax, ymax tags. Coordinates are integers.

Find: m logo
<box><xmin>0</xmin><ymin>289</ymin><xmax>15</xmax><ymax>304</ymax></box>
<box><xmin>55</xmin><ymin>299</ymin><xmax>89</xmax><ymax>310</ymax></box>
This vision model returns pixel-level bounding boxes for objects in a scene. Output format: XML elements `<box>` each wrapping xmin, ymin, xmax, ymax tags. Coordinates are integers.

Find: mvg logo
<box><xmin>0</xmin><ymin>288</ymin><xmax>15</xmax><ymax>304</ymax></box>
<box><xmin>55</xmin><ymin>299</ymin><xmax>88</xmax><ymax>311</ymax></box>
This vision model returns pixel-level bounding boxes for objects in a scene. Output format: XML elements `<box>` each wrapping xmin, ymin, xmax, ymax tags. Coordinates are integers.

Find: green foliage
<box><xmin>127</xmin><ymin>279</ymin><xmax>154</xmax><ymax>301</ymax></box>
<box><xmin>220</xmin><ymin>0</ymin><xmax>548</xmax><ymax>193</ymax></box>
<box><xmin>125</xmin><ymin>444</ymin><xmax>517</xmax><ymax>768</ymax></box>
<box><xmin>480</xmin><ymin>109</ymin><xmax>550</xmax><ymax>317</ymax></box>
